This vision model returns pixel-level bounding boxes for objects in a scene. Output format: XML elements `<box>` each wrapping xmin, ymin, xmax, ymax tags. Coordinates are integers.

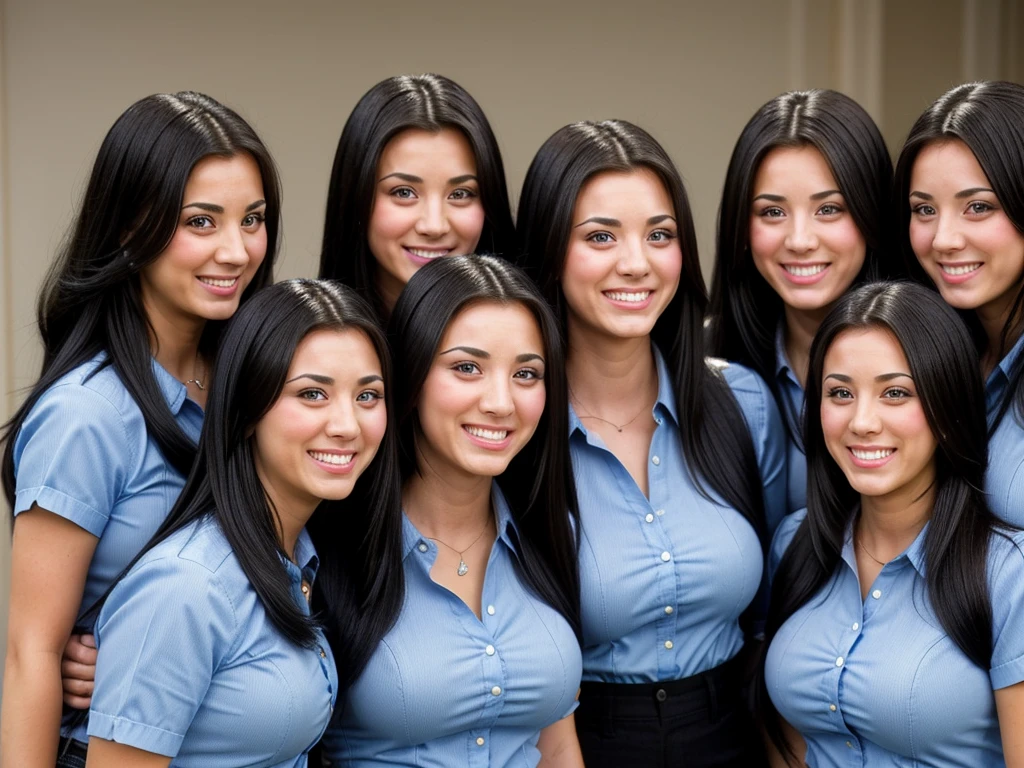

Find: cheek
<box><xmin>890</xmin><ymin>407</ymin><xmax>934</xmax><ymax>451</ymax></box>
<box><xmin>560</xmin><ymin>245</ymin><xmax>603</xmax><ymax>307</ymax></box>
<box><xmin>452</xmin><ymin>204</ymin><xmax>486</xmax><ymax>249</ymax></box>
<box><xmin>654</xmin><ymin>246</ymin><xmax>683</xmax><ymax>289</ymax></box>
<box><xmin>368</xmin><ymin>199</ymin><xmax>414</xmax><ymax>249</ymax></box>
<box><xmin>515</xmin><ymin>385</ymin><xmax>547</xmax><ymax>436</ymax></box>
<box><xmin>908</xmin><ymin>219</ymin><xmax>934</xmax><ymax>261</ymax></box>
<box><xmin>819</xmin><ymin>404</ymin><xmax>848</xmax><ymax>451</ymax></box>
<box><xmin>748</xmin><ymin>221</ymin><xmax>781</xmax><ymax>275</ymax></box>
<box><xmin>828</xmin><ymin>223</ymin><xmax>866</xmax><ymax>274</ymax></box>
<box><xmin>982</xmin><ymin>220</ymin><xmax>1024</xmax><ymax>268</ymax></box>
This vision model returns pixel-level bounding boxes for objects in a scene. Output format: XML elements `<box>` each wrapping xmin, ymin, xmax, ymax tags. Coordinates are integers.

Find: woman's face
<box><xmin>140</xmin><ymin>152</ymin><xmax>267</xmax><ymax>328</ymax></box>
<box><xmin>416</xmin><ymin>301</ymin><xmax>546</xmax><ymax>483</ymax></box>
<box><xmin>253</xmin><ymin>328</ymin><xmax>387</xmax><ymax>518</ymax></box>
<box><xmin>749</xmin><ymin>145</ymin><xmax>866</xmax><ymax>316</ymax></box>
<box><xmin>908</xmin><ymin>139</ymin><xmax>1024</xmax><ymax>325</ymax></box>
<box><xmin>561</xmin><ymin>168</ymin><xmax>682</xmax><ymax>342</ymax></box>
<box><xmin>820</xmin><ymin>327</ymin><xmax>936</xmax><ymax>506</ymax></box>
<box><xmin>368</xmin><ymin>127</ymin><xmax>486</xmax><ymax>303</ymax></box>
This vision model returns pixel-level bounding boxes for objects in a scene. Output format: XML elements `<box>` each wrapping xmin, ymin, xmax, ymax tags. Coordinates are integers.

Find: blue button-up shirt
<box><xmin>767</xmin><ymin>510</ymin><xmax>1024</xmax><ymax>767</ymax></box>
<box><xmin>574</xmin><ymin>348</ymin><xmax>786</xmax><ymax>683</ymax></box>
<box><xmin>12</xmin><ymin>353</ymin><xmax>203</xmax><ymax>743</ymax></box>
<box><xmin>322</xmin><ymin>485</ymin><xmax>581</xmax><ymax>767</ymax></box>
<box><xmin>775</xmin><ymin>322</ymin><xmax>808</xmax><ymax>513</ymax></box>
<box><xmin>986</xmin><ymin>333</ymin><xmax>1024</xmax><ymax>525</ymax></box>
<box><xmin>88</xmin><ymin>517</ymin><xmax>337</xmax><ymax>765</ymax></box>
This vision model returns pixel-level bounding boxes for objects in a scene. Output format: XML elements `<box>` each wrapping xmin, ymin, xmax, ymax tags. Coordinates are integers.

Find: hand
<box><xmin>61</xmin><ymin>634</ymin><xmax>97</xmax><ymax>709</ymax></box>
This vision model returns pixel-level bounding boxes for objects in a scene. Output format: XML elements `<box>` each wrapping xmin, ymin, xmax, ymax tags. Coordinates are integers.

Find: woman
<box><xmin>318</xmin><ymin>73</ymin><xmax>516</xmax><ymax>317</ymax></box>
<box><xmin>708</xmin><ymin>89</ymin><xmax>894</xmax><ymax>513</ymax></box>
<box><xmin>1</xmin><ymin>91</ymin><xmax>279</xmax><ymax>767</ymax></box>
<box><xmin>517</xmin><ymin>120</ymin><xmax>786</xmax><ymax>766</ymax></box>
<box><xmin>84</xmin><ymin>278</ymin><xmax>401</xmax><ymax>766</ymax></box>
<box><xmin>321</xmin><ymin>255</ymin><xmax>583</xmax><ymax>766</ymax></box>
<box><xmin>895</xmin><ymin>80</ymin><xmax>1024</xmax><ymax>525</ymax></box>
<box><xmin>764</xmin><ymin>281</ymin><xmax>1024</xmax><ymax>766</ymax></box>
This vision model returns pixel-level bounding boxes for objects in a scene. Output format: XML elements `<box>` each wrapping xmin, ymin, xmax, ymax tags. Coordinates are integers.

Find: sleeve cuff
<box><xmin>990</xmin><ymin>655</ymin><xmax>1024</xmax><ymax>690</ymax></box>
<box><xmin>14</xmin><ymin>486</ymin><xmax>108</xmax><ymax>537</ymax></box>
<box><xmin>87</xmin><ymin>710</ymin><xmax>184</xmax><ymax>757</ymax></box>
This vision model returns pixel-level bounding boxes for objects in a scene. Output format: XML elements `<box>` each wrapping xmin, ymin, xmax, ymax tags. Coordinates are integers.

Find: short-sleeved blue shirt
<box><xmin>986</xmin><ymin>333</ymin><xmax>1024</xmax><ymax>525</ymax></box>
<box><xmin>321</xmin><ymin>486</ymin><xmax>581</xmax><ymax>767</ymax></box>
<box><xmin>88</xmin><ymin>517</ymin><xmax>337</xmax><ymax>766</ymax></box>
<box><xmin>573</xmin><ymin>347</ymin><xmax>786</xmax><ymax>683</ymax></box>
<box><xmin>775</xmin><ymin>322</ymin><xmax>807</xmax><ymax>514</ymax></box>
<box><xmin>766</xmin><ymin>510</ymin><xmax>1024</xmax><ymax>767</ymax></box>
<box><xmin>12</xmin><ymin>353</ymin><xmax>203</xmax><ymax>742</ymax></box>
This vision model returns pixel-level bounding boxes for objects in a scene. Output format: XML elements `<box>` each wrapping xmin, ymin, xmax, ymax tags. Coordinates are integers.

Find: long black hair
<box><xmin>708</xmin><ymin>89</ymin><xmax>894</xmax><ymax>443</ymax></box>
<box><xmin>517</xmin><ymin>119</ymin><xmax>766</xmax><ymax>544</ymax></box>
<box><xmin>894</xmin><ymin>80</ymin><xmax>1024</xmax><ymax>433</ymax></box>
<box><xmin>2</xmin><ymin>91</ymin><xmax>280</xmax><ymax>504</ymax></box>
<box><xmin>318</xmin><ymin>74</ymin><xmax>516</xmax><ymax>317</ymax></box>
<box><xmin>763</xmin><ymin>281</ymin><xmax>1004</xmax><ymax>757</ymax></box>
<box><xmin>93</xmin><ymin>280</ymin><xmax>404</xmax><ymax>688</ymax></box>
<box><xmin>389</xmin><ymin>255</ymin><xmax>581</xmax><ymax>641</ymax></box>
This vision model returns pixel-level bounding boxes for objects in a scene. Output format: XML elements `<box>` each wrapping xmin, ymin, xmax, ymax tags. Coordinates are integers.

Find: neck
<box><xmin>260</xmin><ymin>479</ymin><xmax>318</xmax><ymax>565</ymax></box>
<box><xmin>403</xmin><ymin>456</ymin><xmax>493</xmax><ymax>538</ymax></box>
<box><xmin>782</xmin><ymin>304</ymin><xmax>829</xmax><ymax>388</ymax></box>
<box><xmin>566</xmin><ymin>323</ymin><xmax>657</xmax><ymax>409</ymax></box>
<box><xmin>374</xmin><ymin>268</ymin><xmax>402</xmax><ymax>321</ymax></box>
<box><xmin>144</xmin><ymin>300</ymin><xmax>206</xmax><ymax>382</ymax></box>
<box><xmin>858</xmin><ymin>480</ymin><xmax>934</xmax><ymax>559</ymax></box>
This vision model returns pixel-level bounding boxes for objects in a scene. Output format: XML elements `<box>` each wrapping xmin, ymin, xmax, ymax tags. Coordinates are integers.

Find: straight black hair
<box><xmin>517</xmin><ymin>120</ymin><xmax>766</xmax><ymax>549</ymax></box>
<box><xmin>389</xmin><ymin>254</ymin><xmax>582</xmax><ymax>641</ymax></box>
<box><xmin>318</xmin><ymin>74</ymin><xmax>516</xmax><ymax>318</ymax></box>
<box><xmin>91</xmin><ymin>280</ymin><xmax>404</xmax><ymax>688</ymax></box>
<box><xmin>2</xmin><ymin>91</ymin><xmax>280</xmax><ymax>505</ymax></box>
<box><xmin>763</xmin><ymin>281</ymin><xmax>1005</xmax><ymax>758</ymax></box>
<box><xmin>708</xmin><ymin>89</ymin><xmax>894</xmax><ymax>446</ymax></box>
<box><xmin>894</xmin><ymin>81</ymin><xmax>1024</xmax><ymax>433</ymax></box>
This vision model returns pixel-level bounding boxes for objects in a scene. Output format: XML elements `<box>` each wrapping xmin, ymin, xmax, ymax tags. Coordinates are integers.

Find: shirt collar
<box><xmin>840</xmin><ymin>515</ymin><xmax>929</xmax><ymax>578</ymax></box>
<box><xmin>278</xmin><ymin>527</ymin><xmax>320</xmax><ymax>582</ymax></box>
<box><xmin>774</xmin><ymin>319</ymin><xmax>799</xmax><ymax>385</ymax></box>
<box><xmin>150</xmin><ymin>358</ymin><xmax>189</xmax><ymax>415</ymax></box>
<box><xmin>401</xmin><ymin>481</ymin><xmax>519</xmax><ymax>559</ymax></box>
<box><xmin>987</xmin><ymin>331</ymin><xmax>1024</xmax><ymax>395</ymax></box>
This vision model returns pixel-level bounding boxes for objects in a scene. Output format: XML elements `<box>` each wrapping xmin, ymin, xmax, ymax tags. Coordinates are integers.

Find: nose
<box><xmin>615</xmin><ymin>237</ymin><xmax>651</xmax><ymax>278</ymax></box>
<box><xmin>214</xmin><ymin>225</ymin><xmax>251</xmax><ymax>267</ymax></box>
<box><xmin>784</xmin><ymin>214</ymin><xmax>819</xmax><ymax>254</ymax></box>
<box><xmin>848</xmin><ymin>397</ymin><xmax>882</xmax><ymax>437</ymax></box>
<box><xmin>326</xmin><ymin>399</ymin><xmax>360</xmax><ymax>440</ymax></box>
<box><xmin>479</xmin><ymin>375</ymin><xmax>514</xmax><ymax>418</ymax></box>
<box><xmin>414</xmin><ymin>196</ymin><xmax>451</xmax><ymax>238</ymax></box>
<box><xmin>931</xmin><ymin>213</ymin><xmax>966</xmax><ymax>253</ymax></box>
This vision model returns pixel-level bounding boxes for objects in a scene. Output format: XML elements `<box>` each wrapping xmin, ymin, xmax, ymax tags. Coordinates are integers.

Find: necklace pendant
<box><xmin>457</xmin><ymin>559</ymin><xmax>469</xmax><ymax>576</ymax></box>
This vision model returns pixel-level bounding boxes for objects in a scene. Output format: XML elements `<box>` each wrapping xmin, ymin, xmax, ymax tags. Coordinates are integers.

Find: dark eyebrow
<box><xmin>449</xmin><ymin>174</ymin><xmax>478</xmax><ymax>185</ymax></box>
<box><xmin>357</xmin><ymin>374</ymin><xmax>383</xmax><ymax>385</ymax></box>
<box><xmin>379</xmin><ymin>172</ymin><xmax>423</xmax><ymax>184</ymax></box>
<box><xmin>909</xmin><ymin>191</ymin><xmax>933</xmax><ymax>201</ymax></box>
<box><xmin>286</xmin><ymin>373</ymin><xmax>333</xmax><ymax>385</ymax></box>
<box><xmin>824</xmin><ymin>373</ymin><xmax>852</xmax><ymax>383</ymax></box>
<box><xmin>574</xmin><ymin>216</ymin><xmax>621</xmax><ymax>228</ymax></box>
<box><xmin>647</xmin><ymin>214</ymin><xmax>676</xmax><ymax>225</ymax></box>
<box><xmin>824</xmin><ymin>372</ymin><xmax>913</xmax><ymax>384</ymax></box>
<box><xmin>955</xmin><ymin>187</ymin><xmax>995</xmax><ymax>199</ymax></box>
<box><xmin>182</xmin><ymin>199</ymin><xmax>266</xmax><ymax>214</ymax></box>
<box><xmin>516</xmin><ymin>353</ymin><xmax>545</xmax><ymax>364</ymax></box>
<box><xmin>752</xmin><ymin>193</ymin><xmax>785</xmax><ymax>203</ymax></box>
<box><xmin>810</xmin><ymin>189</ymin><xmax>843</xmax><ymax>201</ymax></box>
<box><xmin>439</xmin><ymin>345</ymin><xmax>489</xmax><ymax>358</ymax></box>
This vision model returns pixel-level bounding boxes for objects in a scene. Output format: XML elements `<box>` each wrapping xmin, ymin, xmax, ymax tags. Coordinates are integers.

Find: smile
<box><xmin>603</xmin><ymin>290</ymin><xmax>651</xmax><ymax>303</ymax></box>
<box><xmin>940</xmin><ymin>263</ymin><xmax>982</xmax><ymax>276</ymax></box>
<box><xmin>308</xmin><ymin>450</ymin><xmax>354</xmax><ymax>466</ymax></box>
<box><xmin>850</xmin><ymin>448</ymin><xmax>894</xmax><ymax>461</ymax></box>
<box><xmin>783</xmin><ymin>264</ymin><xmax>828</xmax><ymax>277</ymax></box>
<box><xmin>404</xmin><ymin>247</ymin><xmax>452</xmax><ymax>265</ymax></box>
<box><xmin>464</xmin><ymin>426</ymin><xmax>508</xmax><ymax>441</ymax></box>
<box><xmin>197</xmin><ymin>276</ymin><xmax>239</xmax><ymax>288</ymax></box>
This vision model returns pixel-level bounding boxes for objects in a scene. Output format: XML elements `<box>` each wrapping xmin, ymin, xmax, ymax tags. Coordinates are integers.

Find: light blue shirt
<box><xmin>322</xmin><ymin>486</ymin><xmax>581</xmax><ymax>767</ymax></box>
<box><xmin>986</xmin><ymin>333</ymin><xmax>1024</xmax><ymax>525</ymax></box>
<box><xmin>88</xmin><ymin>517</ymin><xmax>337</xmax><ymax>766</ymax></box>
<box><xmin>11</xmin><ymin>353</ymin><xmax>203</xmax><ymax>743</ymax></box>
<box><xmin>775</xmin><ymin>322</ymin><xmax>807</xmax><ymax>513</ymax></box>
<box><xmin>766</xmin><ymin>510</ymin><xmax>1024</xmax><ymax>767</ymax></box>
<box><xmin>573</xmin><ymin>348</ymin><xmax>786</xmax><ymax>683</ymax></box>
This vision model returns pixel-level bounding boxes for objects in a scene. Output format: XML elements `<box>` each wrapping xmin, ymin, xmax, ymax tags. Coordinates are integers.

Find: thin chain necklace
<box><xmin>184</xmin><ymin>351</ymin><xmax>206</xmax><ymax>391</ymax></box>
<box><xmin>856</xmin><ymin>534</ymin><xmax>887</xmax><ymax>566</ymax></box>
<box><xmin>570</xmin><ymin>387</ymin><xmax>653</xmax><ymax>433</ymax></box>
<box><xmin>428</xmin><ymin>518</ymin><xmax>493</xmax><ymax>577</ymax></box>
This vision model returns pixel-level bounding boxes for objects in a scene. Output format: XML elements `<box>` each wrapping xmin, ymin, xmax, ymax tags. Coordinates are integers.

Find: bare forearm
<box><xmin>1</xmin><ymin>648</ymin><xmax>66</xmax><ymax>767</ymax></box>
<box><xmin>537</xmin><ymin>714</ymin><xmax>585</xmax><ymax>768</ymax></box>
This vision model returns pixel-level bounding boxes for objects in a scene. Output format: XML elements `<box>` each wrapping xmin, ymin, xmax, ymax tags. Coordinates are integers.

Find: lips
<box><xmin>603</xmin><ymin>290</ymin><xmax>651</xmax><ymax>303</ymax></box>
<box><xmin>780</xmin><ymin>263</ymin><xmax>830</xmax><ymax>285</ymax></box>
<box><xmin>197</xmin><ymin>276</ymin><xmax>239</xmax><ymax>288</ymax></box>
<box><xmin>404</xmin><ymin>246</ymin><xmax>453</xmax><ymax>266</ymax></box>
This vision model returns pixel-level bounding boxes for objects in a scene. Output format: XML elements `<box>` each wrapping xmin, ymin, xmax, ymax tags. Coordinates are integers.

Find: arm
<box><xmin>61</xmin><ymin>633</ymin><xmax>98</xmax><ymax>708</ymax></box>
<box><xmin>997</xmin><ymin>680</ymin><xmax>1024</xmax><ymax>766</ymax></box>
<box><xmin>86</xmin><ymin>738</ymin><xmax>171</xmax><ymax>768</ymax></box>
<box><xmin>537</xmin><ymin>712</ymin><xmax>585</xmax><ymax>768</ymax></box>
<box><xmin>1</xmin><ymin>508</ymin><xmax>98</xmax><ymax>768</ymax></box>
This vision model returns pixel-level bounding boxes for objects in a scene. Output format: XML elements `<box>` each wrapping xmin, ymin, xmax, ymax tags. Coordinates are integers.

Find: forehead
<box><xmin>910</xmin><ymin>139</ymin><xmax>990</xmax><ymax>189</ymax></box>
<box><xmin>185</xmin><ymin>152</ymin><xmax>264</xmax><ymax>197</ymax></box>
<box><xmin>573</xmin><ymin>168</ymin><xmax>673</xmax><ymax>218</ymax></box>
<box><xmin>289</xmin><ymin>328</ymin><xmax>381</xmax><ymax>372</ymax></box>
<box><xmin>753</xmin><ymin>145</ymin><xmax>837</xmax><ymax>192</ymax></box>
<box><xmin>824</xmin><ymin>327</ymin><xmax>909</xmax><ymax>374</ymax></box>
<box><xmin>439</xmin><ymin>301</ymin><xmax>543</xmax><ymax>351</ymax></box>
<box><xmin>377</xmin><ymin>127</ymin><xmax>477</xmax><ymax>174</ymax></box>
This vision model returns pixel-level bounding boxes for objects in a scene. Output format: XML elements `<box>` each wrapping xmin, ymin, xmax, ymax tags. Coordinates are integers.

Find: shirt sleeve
<box><xmin>88</xmin><ymin>553</ymin><xmax>237</xmax><ymax>756</ymax></box>
<box><xmin>12</xmin><ymin>383</ymin><xmax>133</xmax><ymax>537</ymax></box>
<box><xmin>989</xmin><ymin>531</ymin><xmax>1024</xmax><ymax>690</ymax></box>
<box><xmin>768</xmin><ymin>510</ymin><xmax>807</xmax><ymax>584</ymax></box>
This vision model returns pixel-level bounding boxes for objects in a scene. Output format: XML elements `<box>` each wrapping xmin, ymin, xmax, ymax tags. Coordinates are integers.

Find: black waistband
<box><xmin>580</xmin><ymin>652</ymin><xmax>743</xmax><ymax>698</ymax></box>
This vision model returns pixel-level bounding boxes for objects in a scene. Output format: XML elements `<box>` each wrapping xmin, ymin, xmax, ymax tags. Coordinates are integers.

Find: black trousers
<box><xmin>575</xmin><ymin>655</ymin><xmax>767</xmax><ymax>768</ymax></box>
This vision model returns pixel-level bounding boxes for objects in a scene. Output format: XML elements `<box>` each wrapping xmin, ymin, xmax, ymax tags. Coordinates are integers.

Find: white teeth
<box><xmin>198</xmin><ymin>277</ymin><xmax>237</xmax><ymax>288</ymax></box>
<box><xmin>941</xmin><ymin>263</ymin><xmax>982</xmax><ymax>276</ymax></box>
<box><xmin>309</xmin><ymin>451</ymin><xmax>354</xmax><ymax>465</ymax></box>
<box><xmin>784</xmin><ymin>264</ymin><xmax>827</xmax><ymax>277</ymax></box>
<box><xmin>605</xmin><ymin>291</ymin><xmax>650</xmax><ymax>303</ymax></box>
<box><xmin>466</xmin><ymin>426</ymin><xmax>508</xmax><ymax>441</ymax></box>
<box><xmin>851</xmin><ymin>448</ymin><xmax>894</xmax><ymax>461</ymax></box>
<box><xmin>407</xmin><ymin>248</ymin><xmax>449</xmax><ymax>259</ymax></box>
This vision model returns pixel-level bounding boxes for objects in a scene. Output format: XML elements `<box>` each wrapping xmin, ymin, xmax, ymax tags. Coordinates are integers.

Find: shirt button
<box><xmin>660</xmin><ymin>551</ymin><xmax>671</xmax><ymax>562</ymax></box>
<box><xmin>645</xmin><ymin>513</ymin><xmax>654</xmax><ymax>523</ymax></box>
<box><xmin>664</xmin><ymin>640</ymin><xmax>673</xmax><ymax>650</ymax></box>
<box><xmin>418</xmin><ymin>543</ymin><xmax>428</xmax><ymax>552</ymax></box>
<box><xmin>652</xmin><ymin>456</ymin><xmax>661</xmax><ymax>466</ymax></box>
<box><xmin>872</xmin><ymin>589</ymin><xmax>882</xmax><ymax>599</ymax></box>
<box><xmin>830</xmin><ymin>704</ymin><xmax>837</xmax><ymax>712</ymax></box>
<box><xmin>664</xmin><ymin>606</ymin><xmax>674</xmax><ymax>615</ymax></box>
<box><xmin>846</xmin><ymin>741</ymin><xmax>853</xmax><ymax>748</ymax></box>
<box><xmin>476</xmin><ymin>737</ymin><xmax>485</xmax><ymax>747</ymax></box>
<box><xmin>485</xmin><ymin>645</ymin><xmax>495</xmax><ymax>656</ymax></box>
<box><xmin>852</xmin><ymin>622</ymin><xmax>860</xmax><ymax>631</ymax></box>
<box><xmin>491</xmin><ymin>686</ymin><xmax>502</xmax><ymax>696</ymax></box>
<box><xmin>655</xmin><ymin>508</ymin><xmax>665</xmax><ymax>516</ymax></box>
<box><xmin>835</xmin><ymin>657</ymin><xmax>844</xmax><ymax>667</ymax></box>
<box><xmin>487</xmin><ymin>605</ymin><xmax>495</xmax><ymax>615</ymax></box>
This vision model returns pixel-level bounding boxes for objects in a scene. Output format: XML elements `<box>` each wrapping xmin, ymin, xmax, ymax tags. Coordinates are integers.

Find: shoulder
<box><xmin>769</xmin><ymin>509</ymin><xmax>807</xmax><ymax>580</ymax></box>
<box><xmin>25</xmin><ymin>355</ymin><xmax>142</xmax><ymax>432</ymax></box>
<box><xmin>137</xmin><ymin>517</ymin><xmax>238</xmax><ymax>579</ymax></box>
<box><xmin>987</xmin><ymin>528</ymin><xmax>1024</xmax><ymax>585</ymax></box>
<box><xmin>711</xmin><ymin>359</ymin><xmax>784</xmax><ymax>445</ymax></box>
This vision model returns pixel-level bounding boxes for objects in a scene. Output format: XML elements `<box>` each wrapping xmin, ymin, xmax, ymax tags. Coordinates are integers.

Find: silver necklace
<box><xmin>571</xmin><ymin>388</ymin><xmax>652</xmax><ymax>433</ymax></box>
<box><xmin>428</xmin><ymin>521</ymin><xmax>492</xmax><ymax>576</ymax></box>
<box><xmin>184</xmin><ymin>353</ymin><xmax>206</xmax><ymax>391</ymax></box>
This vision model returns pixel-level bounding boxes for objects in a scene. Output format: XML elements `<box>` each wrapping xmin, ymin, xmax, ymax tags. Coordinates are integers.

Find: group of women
<box><xmin>1</xmin><ymin>73</ymin><xmax>1023</xmax><ymax>768</ymax></box>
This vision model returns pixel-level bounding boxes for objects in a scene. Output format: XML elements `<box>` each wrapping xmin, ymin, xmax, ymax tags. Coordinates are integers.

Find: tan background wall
<box><xmin>0</xmin><ymin>0</ymin><xmax>1021</xmax><ymax>697</ymax></box>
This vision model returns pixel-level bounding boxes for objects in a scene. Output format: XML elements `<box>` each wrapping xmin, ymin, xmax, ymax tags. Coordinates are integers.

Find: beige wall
<box><xmin>0</xmin><ymin>0</ymin><xmax>1021</xmax><ymax>698</ymax></box>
